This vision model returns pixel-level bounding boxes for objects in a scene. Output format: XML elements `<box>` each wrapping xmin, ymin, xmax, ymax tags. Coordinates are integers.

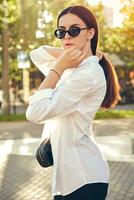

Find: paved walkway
<box><xmin>0</xmin><ymin>119</ymin><xmax>134</xmax><ymax>200</ymax></box>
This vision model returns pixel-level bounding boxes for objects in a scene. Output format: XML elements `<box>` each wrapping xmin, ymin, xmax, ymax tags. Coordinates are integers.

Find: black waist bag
<box><xmin>36</xmin><ymin>138</ymin><xmax>53</xmax><ymax>168</ymax></box>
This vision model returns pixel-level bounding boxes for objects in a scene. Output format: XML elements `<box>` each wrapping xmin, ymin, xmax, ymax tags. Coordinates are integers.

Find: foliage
<box><xmin>0</xmin><ymin>0</ymin><xmax>20</xmax><ymax>28</ymax></box>
<box><xmin>0</xmin><ymin>0</ymin><xmax>39</xmax><ymax>81</ymax></box>
<box><xmin>119</xmin><ymin>0</ymin><xmax>134</xmax><ymax>68</ymax></box>
<box><xmin>102</xmin><ymin>0</ymin><xmax>134</xmax><ymax>69</ymax></box>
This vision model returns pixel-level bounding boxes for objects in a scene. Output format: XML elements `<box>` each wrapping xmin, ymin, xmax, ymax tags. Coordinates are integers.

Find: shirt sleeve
<box><xmin>26</xmin><ymin>69</ymin><xmax>96</xmax><ymax>124</ymax></box>
<box><xmin>29</xmin><ymin>45</ymin><xmax>56</xmax><ymax>76</ymax></box>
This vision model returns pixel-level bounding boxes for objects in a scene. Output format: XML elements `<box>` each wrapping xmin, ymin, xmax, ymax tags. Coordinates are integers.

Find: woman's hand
<box><xmin>96</xmin><ymin>50</ymin><xmax>109</xmax><ymax>60</ymax></box>
<box><xmin>53</xmin><ymin>42</ymin><xmax>90</xmax><ymax>74</ymax></box>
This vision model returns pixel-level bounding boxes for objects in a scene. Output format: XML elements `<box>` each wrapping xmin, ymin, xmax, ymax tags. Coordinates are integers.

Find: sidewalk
<box><xmin>0</xmin><ymin>120</ymin><xmax>134</xmax><ymax>200</ymax></box>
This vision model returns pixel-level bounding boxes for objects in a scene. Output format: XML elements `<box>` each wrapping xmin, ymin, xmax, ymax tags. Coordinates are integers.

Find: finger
<box><xmin>79</xmin><ymin>48</ymin><xmax>89</xmax><ymax>61</ymax></box>
<box><xmin>64</xmin><ymin>47</ymin><xmax>78</xmax><ymax>58</ymax></box>
<box><xmin>71</xmin><ymin>49</ymin><xmax>82</xmax><ymax>58</ymax></box>
<box><xmin>66</xmin><ymin>46</ymin><xmax>77</xmax><ymax>54</ymax></box>
<box><xmin>79</xmin><ymin>42</ymin><xmax>90</xmax><ymax>60</ymax></box>
<box><xmin>96</xmin><ymin>50</ymin><xmax>109</xmax><ymax>60</ymax></box>
<box><xmin>82</xmin><ymin>40</ymin><xmax>90</xmax><ymax>53</ymax></box>
<box><xmin>96</xmin><ymin>50</ymin><xmax>103</xmax><ymax>60</ymax></box>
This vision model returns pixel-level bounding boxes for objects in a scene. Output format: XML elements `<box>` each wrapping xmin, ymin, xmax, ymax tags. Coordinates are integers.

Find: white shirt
<box><xmin>26</xmin><ymin>46</ymin><xmax>110</xmax><ymax>197</ymax></box>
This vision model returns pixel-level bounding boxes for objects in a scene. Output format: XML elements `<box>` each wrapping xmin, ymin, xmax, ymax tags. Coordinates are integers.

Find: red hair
<box><xmin>57</xmin><ymin>6</ymin><xmax>121</xmax><ymax>108</ymax></box>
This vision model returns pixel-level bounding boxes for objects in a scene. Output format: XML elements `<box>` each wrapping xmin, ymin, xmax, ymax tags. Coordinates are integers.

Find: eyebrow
<box><xmin>58</xmin><ymin>24</ymin><xmax>81</xmax><ymax>29</ymax></box>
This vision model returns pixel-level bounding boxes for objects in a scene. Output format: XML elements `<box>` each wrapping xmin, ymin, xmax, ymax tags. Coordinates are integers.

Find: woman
<box><xmin>26</xmin><ymin>5</ymin><xmax>120</xmax><ymax>200</ymax></box>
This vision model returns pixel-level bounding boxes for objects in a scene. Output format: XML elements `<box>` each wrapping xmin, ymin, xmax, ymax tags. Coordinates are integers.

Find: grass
<box><xmin>0</xmin><ymin>113</ymin><xmax>26</xmax><ymax>122</ymax></box>
<box><xmin>95</xmin><ymin>109</ymin><xmax>134</xmax><ymax>119</ymax></box>
<box><xmin>0</xmin><ymin>109</ymin><xmax>134</xmax><ymax>121</ymax></box>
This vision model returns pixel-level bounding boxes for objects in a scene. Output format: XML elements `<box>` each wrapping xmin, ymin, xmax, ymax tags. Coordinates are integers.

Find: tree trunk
<box><xmin>1</xmin><ymin>25</ymin><xmax>10</xmax><ymax>115</ymax></box>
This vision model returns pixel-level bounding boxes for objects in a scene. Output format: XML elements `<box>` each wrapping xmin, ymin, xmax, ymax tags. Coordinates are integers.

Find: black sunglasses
<box><xmin>54</xmin><ymin>27</ymin><xmax>89</xmax><ymax>39</ymax></box>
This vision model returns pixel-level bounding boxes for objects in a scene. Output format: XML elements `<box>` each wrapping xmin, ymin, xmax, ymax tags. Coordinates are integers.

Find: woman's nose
<box><xmin>64</xmin><ymin>32</ymin><xmax>71</xmax><ymax>39</ymax></box>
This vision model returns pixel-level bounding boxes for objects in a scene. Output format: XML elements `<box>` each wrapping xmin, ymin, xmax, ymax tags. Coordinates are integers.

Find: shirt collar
<box><xmin>80</xmin><ymin>55</ymin><xmax>100</xmax><ymax>66</ymax></box>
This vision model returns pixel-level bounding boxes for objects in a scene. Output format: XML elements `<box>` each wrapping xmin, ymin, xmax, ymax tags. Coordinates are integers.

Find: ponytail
<box><xmin>99</xmin><ymin>57</ymin><xmax>121</xmax><ymax>109</ymax></box>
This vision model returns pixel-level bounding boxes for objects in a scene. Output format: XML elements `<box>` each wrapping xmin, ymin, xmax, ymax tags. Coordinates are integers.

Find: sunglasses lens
<box><xmin>69</xmin><ymin>27</ymin><xmax>80</xmax><ymax>37</ymax></box>
<box><xmin>54</xmin><ymin>27</ymin><xmax>81</xmax><ymax>39</ymax></box>
<box><xmin>54</xmin><ymin>29</ymin><xmax>65</xmax><ymax>39</ymax></box>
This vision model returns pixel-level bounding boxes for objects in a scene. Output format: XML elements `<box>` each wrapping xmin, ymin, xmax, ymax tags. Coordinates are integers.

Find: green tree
<box><xmin>119</xmin><ymin>0</ymin><xmax>134</xmax><ymax>68</ymax></box>
<box><xmin>0</xmin><ymin>0</ymin><xmax>19</xmax><ymax>114</ymax></box>
<box><xmin>101</xmin><ymin>0</ymin><xmax>134</xmax><ymax>69</ymax></box>
<box><xmin>0</xmin><ymin>0</ymin><xmax>41</xmax><ymax>114</ymax></box>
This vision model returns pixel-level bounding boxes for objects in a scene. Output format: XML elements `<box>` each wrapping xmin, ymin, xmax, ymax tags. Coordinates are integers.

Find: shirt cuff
<box><xmin>29</xmin><ymin>88</ymin><xmax>53</xmax><ymax>104</ymax></box>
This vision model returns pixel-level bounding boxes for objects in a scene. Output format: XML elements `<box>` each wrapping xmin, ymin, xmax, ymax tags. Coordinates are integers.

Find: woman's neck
<box><xmin>85</xmin><ymin>47</ymin><xmax>93</xmax><ymax>58</ymax></box>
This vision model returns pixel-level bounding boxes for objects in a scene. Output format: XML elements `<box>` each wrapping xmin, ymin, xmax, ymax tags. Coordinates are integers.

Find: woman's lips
<box><xmin>65</xmin><ymin>44</ymin><xmax>74</xmax><ymax>48</ymax></box>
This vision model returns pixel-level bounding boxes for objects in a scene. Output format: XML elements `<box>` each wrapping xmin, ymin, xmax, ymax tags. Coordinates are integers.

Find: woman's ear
<box><xmin>88</xmin><ymin>28</ymin><xmax>95</xmax><ymax>40</ymax></box>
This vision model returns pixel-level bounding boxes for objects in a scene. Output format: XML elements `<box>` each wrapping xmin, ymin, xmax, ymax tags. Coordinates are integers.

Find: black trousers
<box><xmin>54</xmin><ymin>182</ymin><xmax>108</xmax><ymax>200</ymax></box>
